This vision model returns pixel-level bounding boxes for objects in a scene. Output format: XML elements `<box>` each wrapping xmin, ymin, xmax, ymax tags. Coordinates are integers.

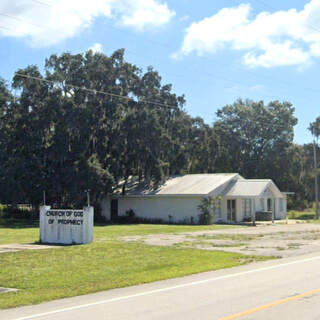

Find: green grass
<box><xmin>0</xmin><ymin>221</ymin><xmax>270</xmax><ymax>309</ymax></box>
<box><xmin>0</xmin><ymin>221</ymin><xmax>243</xmax><ymax>245</ymax></box>
<box><xmin>287</xmin><ymin>210</ymin><xmax>316</xmax><ymax>220</ymax></box>
<box><xmin>0</xmin><ymin>240</ymin><xmax>271</xmax><ymax>309</ymax></box>
<box><xmin>287</xmin><ymin>210</ymin><xmax>320</xmax><ymax>223</ymax></box>
<box><xmin>192</xmin><ymin>233</ymin><xmax>264</xmax><ymax>241</ymax></box>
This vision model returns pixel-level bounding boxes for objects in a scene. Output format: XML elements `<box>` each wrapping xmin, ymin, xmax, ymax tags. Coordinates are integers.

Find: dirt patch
<box><xmin>119</xmin><ymin>223</ymin><xmax>320</xmax><ymax>258</ymax></box>
<box><xmin>0</xmin><ymin>287</ymin><xmax>18</xmax><ymax>294</ymax></box>
<box><xmin>0</xmin><ymin>243</ymin><xmax>63</xmax><ymax>254</ymax></box>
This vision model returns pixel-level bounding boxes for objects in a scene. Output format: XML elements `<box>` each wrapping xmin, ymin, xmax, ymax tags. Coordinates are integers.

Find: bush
<box><xmin>1</xmin><ymin>205</ymin><xmax>38</xmax><ymax>220</ymax></box>
<box><xmin>197</xmin><ymin>196</ymin><xmax>221</xmax><ymax>225</ymax></box>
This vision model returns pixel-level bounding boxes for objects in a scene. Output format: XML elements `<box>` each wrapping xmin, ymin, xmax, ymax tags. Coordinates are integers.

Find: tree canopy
<box><xmin>0</xmin><ymin>49</ymin><xmax>318</xmax><ymax>210</ymax></box>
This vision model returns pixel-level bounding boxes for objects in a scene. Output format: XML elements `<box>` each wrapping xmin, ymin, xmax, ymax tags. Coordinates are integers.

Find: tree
<box><xmin>0</xmin><ymin>78</ymin><xmax>14</xmax><ymax>204</ymax></box>
<box><xmin>309</xmin><ymin>117</ymin><xmax>320</xmax><ymax>219</ymax></box>
<box><xmin>0</xmin><ymin>48</ymin><xmax>315</xmax><ymax>215</ymax></box>
<box><xmin>213</xmin><ymin>99</ymin><xmax>298</xmax><ymax>190</ymax></box>
<box><xmin>1</xmin><ymin>49</ymin><xmax>190</xmax><ymax>209</ymax></box>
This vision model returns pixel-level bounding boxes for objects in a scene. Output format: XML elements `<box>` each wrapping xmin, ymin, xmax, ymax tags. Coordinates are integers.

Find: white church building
<box><xmin>101</xmin><ymin>173</ymin><xmax>287</xmax><ymax>224</ymax></box>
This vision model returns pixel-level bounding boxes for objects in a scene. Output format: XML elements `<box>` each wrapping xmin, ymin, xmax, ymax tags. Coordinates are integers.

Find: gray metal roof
<box><xmin>114</xmin><ymin>173</ymin><xmax>240</xmax><ymax>196</ymax></box>
<box><xmin>224</xmin><ymin>179</ymin><xmax>283</xmax><ymax>198</ymax></box>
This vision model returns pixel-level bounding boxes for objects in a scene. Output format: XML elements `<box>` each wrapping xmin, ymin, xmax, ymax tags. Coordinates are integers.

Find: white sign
<box><xmin>40</xmin><ymin>206</ymin><xmax>93</xmax><ymax>244</ymax></box>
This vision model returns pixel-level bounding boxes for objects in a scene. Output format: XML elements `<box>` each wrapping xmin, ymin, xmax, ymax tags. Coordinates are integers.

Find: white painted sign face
<box><xmin>40</xmin><ymin>206</ymin><xmax>93</xmax><ymax>244</ymax></box>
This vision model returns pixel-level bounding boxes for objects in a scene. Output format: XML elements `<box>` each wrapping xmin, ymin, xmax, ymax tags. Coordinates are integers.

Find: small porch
<box><xmin>218</xmin><ymin>179</ymin><xmax>287</xmax><ymax>223</ymax></box>
<box><xmin>220</xmin><ymin>197</ymin><xmax>284</xmax><ymax>224</ymax></box>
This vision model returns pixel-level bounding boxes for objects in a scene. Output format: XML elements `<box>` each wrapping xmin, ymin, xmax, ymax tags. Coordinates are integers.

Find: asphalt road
<box><xmin>2</xmin><ymin>252</ymin><xmax>320</xmax><ymax>320</ymax></box>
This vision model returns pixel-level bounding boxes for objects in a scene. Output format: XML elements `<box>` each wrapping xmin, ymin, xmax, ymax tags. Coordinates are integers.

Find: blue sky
<box><xmin>1</xmin><ymin>0</ymin><xmax>320</xmax><ymax>144</ymax></box>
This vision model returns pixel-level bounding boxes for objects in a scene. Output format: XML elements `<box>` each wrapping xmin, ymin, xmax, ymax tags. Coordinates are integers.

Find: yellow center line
<box><xmin>219</xmin><ymin>288</ymin><xmax>320</xmax><ymax>320</ymax></box>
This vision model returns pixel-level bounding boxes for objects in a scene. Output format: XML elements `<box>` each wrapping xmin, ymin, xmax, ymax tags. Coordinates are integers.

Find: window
<box><xmin>279</xmin><ymin>198</ymin><xmax>284</xmax><ymax>212</ymax></box>
<box><xmin>242</xmin><ymin>199</ymin><xmax>252</xmax><ymax>217</ymax></box>
<box><xmin>214</xmin><ymin>199</ymin><xmax>222</xmax><ymax>219</ymax></box>
<box><xmin>267</xmin><ymin>198</ymin><xmax>272</xmax><ymax>211</ymax></box>
<box><xmin>260</xmin><ymin>198</ymin><xmax>265</xmax><ymax>211</ymax></box>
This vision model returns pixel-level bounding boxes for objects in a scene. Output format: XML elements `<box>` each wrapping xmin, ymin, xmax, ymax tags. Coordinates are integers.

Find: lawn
<box><xmin>287</xmin><ymin>210</ymin><xmax>320</xmax><ymax>222</ymax></box>
<box><xmin>0</xmin><ymin>221</ymin><xmax>271</xmax><ymax>309</ymax></box>
<box><xmin>0</xmin><ymin>220</ymin><xmax>242</xmax><ymax>245</ymax></box>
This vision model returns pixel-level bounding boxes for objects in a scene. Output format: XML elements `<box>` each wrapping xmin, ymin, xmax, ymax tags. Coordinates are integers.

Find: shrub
<box><xmin>197</xmin><ymin>196</ymin><xmax>221</xmax><ymax>225</ymax></box>
<box><xmin>2</xmin><ymin>205</ymin><xmax>38</xmax><ymax>220</ymax></box>
<box><xmin>125</xmin><ymin>209</ymin><xmax>135</xmax><ymax>218</ymax></box>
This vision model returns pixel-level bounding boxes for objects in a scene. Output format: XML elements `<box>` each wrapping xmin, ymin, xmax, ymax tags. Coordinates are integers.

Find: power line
<box><xmin>30</xmin><ymin>0</ymin><xmax>51</xmax><ymax>7</ymax></box>
<box><xmin>0</xmin><ymin>26</ymin><xmax>11</xmax><ymax>31</ymax></box>
<box><xmin>0</xmin><ymin>9</ymin><xmax>280</xmax><ymax>99</ymax></box>
<box><xmin>0</xmin><ymin>12</ymin><xmax>42</xmax><ymax>29</ymax></box>
<box><xmin>1</xmin><ymin>3</ymin><xmax>319</xmax><ymax>99</ymax></box>
<box><xmin>15</xmin><ymin>73</ymin><xmax>180</xmax><ymax>109</ymax></box>
<box><xmin>9</xmin><ymin>0</ymin><xmax>313</xmax><ymax>93</ymax></box>
<box><xmin>253</xmin><ymin>0</ymin><xmax>320</xmax><ymax>34</ymax></box>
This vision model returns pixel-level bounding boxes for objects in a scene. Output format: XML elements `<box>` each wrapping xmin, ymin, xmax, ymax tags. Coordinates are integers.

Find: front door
<box><xmin>227</xmin><ymin>199</ymin><xmax>236</xmax><ymax>222</ymax></box>
<box><xmin>111</xmin><ymin>199</ymin><xmax>118</xmax><ymax>222</ymax></box>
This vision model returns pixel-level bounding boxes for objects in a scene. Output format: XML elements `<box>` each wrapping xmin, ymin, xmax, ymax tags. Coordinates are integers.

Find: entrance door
<box><xmin>227</xmin><ymin>200</ymin><xmax>236</xmax><ymax>222</ymax></box>
<box><xmin>111</xmin><ymin>199</ymin><xmax>118</xmax><ymax>222</ymax></box>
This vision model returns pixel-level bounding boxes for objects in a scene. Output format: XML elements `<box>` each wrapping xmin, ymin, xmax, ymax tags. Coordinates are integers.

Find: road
<box><xmin>2</xmin><ymin>252</ymin><xmax>320</xmax><ymax>320</ymax></box>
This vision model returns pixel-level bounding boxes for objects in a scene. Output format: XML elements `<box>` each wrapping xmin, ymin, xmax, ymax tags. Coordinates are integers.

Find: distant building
<box><xmin>101</xmin><ymin>174</ymin><xmax>287</xmax><ymax>224</ymax></box>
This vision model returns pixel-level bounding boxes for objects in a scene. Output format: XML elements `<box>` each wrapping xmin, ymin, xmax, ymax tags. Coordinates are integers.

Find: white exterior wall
<box><xmin>277</xmin><ymin>197</ymin><xmax>287</xmax><ymax>219</ymax></box>
<box><xmin>223</xmin><ymin>195</ymin><xmax>288</xmax><ymax>222</ymax></box>
<box><xmin>236</xmin><ymin>199</ymin><xmax>243</xmax><ymax>222</ymax></box>
<box><xmin>100</xmin><ymin>193</ymin><xmax>288</xmax><ymax>224</ymax></box>
<box><xmin>117</xmin><ymin>196</ymin><xmax>202</xmax><ymax>223</ymax></box>
<box><xmin>220</xmin><ymin>199</ymin><xmax>228</xmax><ymax>222</ymax></box>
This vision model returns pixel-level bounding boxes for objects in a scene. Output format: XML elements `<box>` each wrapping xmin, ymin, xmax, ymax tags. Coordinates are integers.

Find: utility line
<box><xmin>1</xmin><ymin>3</ymin><xmax>320</xmax><ymax>98</ymax></box>
<box><xmin>0</xmin><ymin>10</ymin><xmax>279</xmax><ymax>100</ymax></box>
<box><xmin>9</xmin><ymin>0</ymin><xmax>316</xmax><ymax>94</ymax></box>
<box><xmin>0</xmin><ymin>12</ymin><xmax>43</xmax><ymax>29</ymax></box>
<box><xmin>0</xmin><ymin>26</ymin><xmax>10</xmax><ymax>31</ymax></box>
<box><xmin>15</xmin><ymin>73</ymin><xmax>180</xmax><ymax>110</ymax></box>
<box><xmin>253</xmin><ymin>0</ymin><xmax>320</xmax><ymax>34</ymax></box>
<box><xmin>30</xmin><ymin>0</ymin><xmax>51</xmax><ymax>7</ymax></box>
<box><xmin>232</xmin><ymin>0</ymin><xmax>320</xmax><ymax>35</ymax></box>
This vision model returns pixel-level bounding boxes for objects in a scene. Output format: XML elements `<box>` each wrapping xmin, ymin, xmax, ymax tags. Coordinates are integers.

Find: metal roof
<box><xmin>113</xmin><ymin>173</ymin><xmax>240</xmax><ymax>196</ymax></box>
<box><xmin>224</xmin><ymin>179</ymin><xmax>283</xmax><ymax>198</ymax></box>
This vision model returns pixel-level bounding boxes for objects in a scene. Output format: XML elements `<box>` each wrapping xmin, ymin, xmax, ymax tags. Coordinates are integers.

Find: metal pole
<box><xmin>86</xmin><ymin>190</ymin><xmax>90</xmax><ymax>207</ymax></box>
<box><xmin>313</xmin><ymin>140</ymin><xmax>319</xmax><ymax>219</ymax></box>
<box><xmin>252</xmin><ymin>198</ymin><xmax>256</xmax><ymax>226</ymax></box>
<box><xmin>272</xmin><ymin>199</ymin><xmax>275</xmax><ymax>224</ymax></box>
<box><xmin>43</xmin><ymin>190</ymin><xmax>46</xmax><ymax>206</ymax></box>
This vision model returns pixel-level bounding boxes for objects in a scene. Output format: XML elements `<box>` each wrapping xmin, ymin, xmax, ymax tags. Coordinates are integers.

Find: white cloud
<box><xmin>0</xmin><ymin>0</ymin><xmax>175</xmax><ymax>46</ymax></box>
<box><xmin>88</xmin><ymin>43</ymin><xmax>103</xmax><ymax>53</ymax></box>
<box><xmin>118</xmin><ymin>0</ymin><xmax>175</xmax><ymax>30</ymax></box>
<box><xmin>176</xmin><ymin>1</ymin><xmax>320</xmax><ymax>68</ymax></box>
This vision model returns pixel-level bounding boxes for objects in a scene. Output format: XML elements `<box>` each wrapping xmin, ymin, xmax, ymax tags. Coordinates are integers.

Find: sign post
<box><xmin>40</xmin><ymin>206</ymin><xmax>93</xmax><ymax>244</ymax></box>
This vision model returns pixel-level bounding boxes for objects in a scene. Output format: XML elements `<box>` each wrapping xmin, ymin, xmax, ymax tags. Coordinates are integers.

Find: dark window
<box><xmin>111</xmin><ymin>199</ymin><xmax>118</xmax><ymax>221</ymax></box>
<box><xmin>267</xmin><ymin>198</ymin><xmax>272</xmax><ymax>211</ymax></box>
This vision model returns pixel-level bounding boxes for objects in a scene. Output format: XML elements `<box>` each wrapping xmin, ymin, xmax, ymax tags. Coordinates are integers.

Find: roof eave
<box><xmin>111</xmin><ymin>194</ymin><xmax>208</xmax><ymax>198</ymax></box>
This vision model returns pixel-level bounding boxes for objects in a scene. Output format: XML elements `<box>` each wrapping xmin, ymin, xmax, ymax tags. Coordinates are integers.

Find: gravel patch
<box><xmin>119</xmin><ymin>223</ymin><xmax>320</xmax><ymax>258</ymax></box>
